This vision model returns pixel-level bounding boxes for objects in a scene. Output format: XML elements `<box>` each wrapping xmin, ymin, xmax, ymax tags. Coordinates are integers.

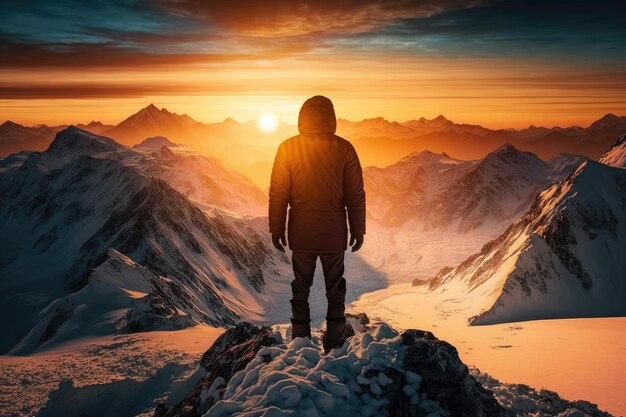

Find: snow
<box><xmin>349</xmin><ymin>284</ymin><xmax>626</xmax><ymax>416</ymax></box>
<box><xmin>421</xmin><ymin>160</ymin><xmax>626</xmax><ymax>326</ymax></box>
<box><xmin>0</xmin><ymin>325</ymin><xmax>223</xmax><ymax>417</ymax></box>
<box><xmin>598</xmin><ymin>134</ymin><xmax>626</xmax><ymax>168</ymax></box>
<box><xmin>203</xmin><ymin>323</ymin><xmax>442</xmax><ymax>417</ymax></box>
<box><xmin>364</xmin><ymin>143</ymin><xmax>585</xmax><ymax>232</ymax></box>
<box><xmin>0</xmin><ymin>127</ymin><xmax>292</xmax><ymax>354</ymax></box>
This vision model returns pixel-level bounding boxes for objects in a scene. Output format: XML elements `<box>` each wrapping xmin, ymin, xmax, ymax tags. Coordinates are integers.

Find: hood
<box><xmin>298</xmin><ymin>96</ymin><xmax>337</xmax><ymax>135</ymax></box>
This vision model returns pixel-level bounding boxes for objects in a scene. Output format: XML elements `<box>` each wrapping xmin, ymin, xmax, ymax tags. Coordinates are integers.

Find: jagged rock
<box><xmin>400</xmin><ymin>329</ymin><xmax>512</xmax><ymax>417</ymax></box>
<box><xmin>154</xmin><ymin>323</ymin><xmax>280</xmax><ymax>417</ymax></box>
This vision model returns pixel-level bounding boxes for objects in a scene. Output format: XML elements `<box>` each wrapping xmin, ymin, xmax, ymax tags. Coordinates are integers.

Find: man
<box><xmin>268</xmin><ymin>95</ymin><xmax>366</xmax><ymax>353</ymax></box>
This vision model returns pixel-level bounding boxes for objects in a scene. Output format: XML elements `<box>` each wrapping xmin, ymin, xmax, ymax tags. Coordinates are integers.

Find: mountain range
<box><xmin>2</xmin><ymin>105</ymin><xmax>625</xmax><ymax>187</ymax></box>
<box><xmin>0</xmin><ymin>126</ymin><xmax>288</xmax><ymax>354</ymax></box>
<box><xmin>1</xmin><ymin>117</ymin><xmax>625</xmax><ymax>356</ymax></box>
<box><xmin>364</xmin><ymin>144</ymin><xmax>587</xmax><ymax>232</ymax></box>
<box><xmin>422</xmin><ymin>137</ymin><xmax>626</xmax><ymax>324</ymax></box>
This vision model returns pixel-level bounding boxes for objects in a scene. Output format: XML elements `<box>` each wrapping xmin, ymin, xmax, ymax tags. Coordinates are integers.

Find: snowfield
<box><xmin>0</xmin><ymin>326</ymin><xmax>223</xmax><ymax>417</ymax></box>
<box><xmin>349</xmin><ymin>284</ymin><xmax>626</xmax><ymax>416</ymax></box>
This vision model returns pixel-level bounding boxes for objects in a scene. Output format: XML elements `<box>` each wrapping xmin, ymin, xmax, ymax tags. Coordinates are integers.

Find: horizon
<box><xmin>3</xmin><ymin>102</ymin><xmax>624</xmax><ymax>132</ymax></box>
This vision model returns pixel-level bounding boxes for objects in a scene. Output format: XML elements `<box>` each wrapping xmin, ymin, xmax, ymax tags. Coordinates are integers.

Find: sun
<box><xmin>258</xmin><ymin>113</ymin><xmax>278</xmax><ymax>133</ymax></box>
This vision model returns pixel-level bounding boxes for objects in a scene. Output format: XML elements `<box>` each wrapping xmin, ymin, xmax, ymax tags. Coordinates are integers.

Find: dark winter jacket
<box><xmin>268</xmin><ymin>96</ymin><xmax>366</xmax><ymax>252</ymax></box>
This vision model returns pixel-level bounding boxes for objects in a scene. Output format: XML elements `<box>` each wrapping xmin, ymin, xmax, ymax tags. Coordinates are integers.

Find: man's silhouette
<box><xmin>269</xmin><ymin>95</ymin><xmax>366</xmax><ymax>353</ymax></box>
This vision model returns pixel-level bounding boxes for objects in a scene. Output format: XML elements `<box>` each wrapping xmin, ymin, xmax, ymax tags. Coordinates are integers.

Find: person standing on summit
<box><xmin>269</xmin><ymin>95</ymin><xmax>366</xmax><ymax>353</ymax></box>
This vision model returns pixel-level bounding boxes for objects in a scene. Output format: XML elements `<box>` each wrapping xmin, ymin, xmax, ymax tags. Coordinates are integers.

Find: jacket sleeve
<box><xmin>343</xmin><ymin>144</ymin><xmax>366</xmax><ymax>235</ymax></box>
<box><xmin>268</xmin><ymin>142</ymin><xmax>290</xmax><ymax>235</ymax></box>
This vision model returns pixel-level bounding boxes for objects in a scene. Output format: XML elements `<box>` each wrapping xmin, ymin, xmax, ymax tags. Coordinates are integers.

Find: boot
<box><xmin>291</xmin><ymin>318</ymin><xmax>311</xmax><ymax>340</ymax></box>
<box><xmin>322</xmin><ymin>316</ymin><xmax>354</xmax><ymax>354</ymax></box>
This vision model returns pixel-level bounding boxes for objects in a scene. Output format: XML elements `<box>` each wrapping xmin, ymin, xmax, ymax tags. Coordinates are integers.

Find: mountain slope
<box><xmin>364</xmin><ymin>150</ymin><xmax>474</xmax><ymax>227</ymax></box>
<box><xmin>0</xmin><ymin>127</ymin><xmax>285</xmax><ymax>354</ymax></box>
<box><xmin>599</xmin><ymin>134</ymin><xmax>626</xmax><ymax>167</ymax></box>
<box><xmin>139</xmin><ymin>145</ymin><xmax>267</xmax><ymax>217</ymax></box>
<box><xmin>426</xmin><ymin>161</ymin><xmax>626</xmax><ymax>325</ymax></box>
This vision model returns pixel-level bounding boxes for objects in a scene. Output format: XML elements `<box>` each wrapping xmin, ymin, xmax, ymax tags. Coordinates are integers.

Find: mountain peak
<box><xmin>590</xmin><ymin>113</ymin><xmax>625</xmax><ymax>129</ymax></box>
<box><xmin>222</xmin><ymin>117</ymin><xmax>239</xmax><ymax>126</ymax></box>
<box><xmin>478</xmin><ymin>143</ymin><xmax>543</xmax><ymax>168</ymax></box>
<box><xmin>134</xmin><ymin>136</ymin><xmax>179</xmax><ymax>150</ymax></box>
<box><xmin>47</xmin><ymin>126</ymin><xmax>125</xmax><ymax>156</ymax></box>
<box><xmin>599</xmin><ymin>113</ymin><xmax>618</xmax><ymax>120</ymax></box>
<box><xmin>493</xmin><ymin>142</ymin><xmax>518</xmax><ymax>153</ymax></box>
<box><xmin>1</xmin><ymin>120</ymin><xmax>23</xmax><ymax>129</ymax></box>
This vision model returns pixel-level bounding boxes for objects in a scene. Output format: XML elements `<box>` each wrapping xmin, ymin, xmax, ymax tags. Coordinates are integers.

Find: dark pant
<box><xmin>290</xmin><ymin>251</ymin><xmax>346</xmax><ymax>327</ymax></box>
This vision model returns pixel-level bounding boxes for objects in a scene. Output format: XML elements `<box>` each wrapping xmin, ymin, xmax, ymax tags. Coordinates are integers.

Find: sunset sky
<box><xmin>1</xmin><ymin>0</ymin><xmax>626</xmax><ymax>128</ymax></box>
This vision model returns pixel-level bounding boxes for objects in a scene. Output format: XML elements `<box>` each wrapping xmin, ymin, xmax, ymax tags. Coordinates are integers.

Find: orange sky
<box><xmin>2</xmin><ymin>1</ymin><xmax>626</xmax><ymax>129</ymax></box>
<box><xmin>3</xmin><ymin>54</ymin><xmax>625</xmax><ymax>129</ymax></box>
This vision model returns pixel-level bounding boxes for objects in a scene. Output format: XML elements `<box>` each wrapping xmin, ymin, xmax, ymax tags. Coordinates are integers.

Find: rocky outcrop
<box><xmin>154</xmin><ymin>319</ymin><xmax>512</xmax><ymax>417</ymax></box>
<box><xmin>154</xmin><ymin>323</ymin><xmax>280</xmax><ymax>417</ymax></box>
<box><xmin>399</xmin><ymin>329</ymin><xmax>510</xmax><ymax>417</ymax></box>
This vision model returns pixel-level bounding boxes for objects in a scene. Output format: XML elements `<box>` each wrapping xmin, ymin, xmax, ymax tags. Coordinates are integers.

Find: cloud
<box><xmin>0</xmin><ymin>40</ymin><xmax>266</xmax><ymax>69</ymax></box>
<box><xmin>154</xmin><ymin>0</ymin><xmax>477</xmax><ymax>37</ymax></box>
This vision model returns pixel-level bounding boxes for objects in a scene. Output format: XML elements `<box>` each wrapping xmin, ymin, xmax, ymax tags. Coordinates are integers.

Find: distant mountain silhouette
<box><xmin>2</xmin><ymin>106</ymin><xmax>626</xmax><ymax>188</ymax></box>
<box><xmin>101</xmin><ymin>104</ymin><xmax>194</xmax><ymax>145</ymax></box>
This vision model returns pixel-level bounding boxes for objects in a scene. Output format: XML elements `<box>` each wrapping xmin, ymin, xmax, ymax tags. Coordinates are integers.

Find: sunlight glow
<box><xmin>258</xmin><ymin>113</ymin><xmax>278</xmax><ymax>132</ymax></box>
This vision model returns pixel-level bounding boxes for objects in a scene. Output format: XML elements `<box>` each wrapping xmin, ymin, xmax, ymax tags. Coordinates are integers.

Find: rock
<box><xmin>154</xmin><ymin>323</ymin><xmax>279</xmax><ymax>417</ymax></box>
<box><xmin>400</xmin><ymin>329</ymin><xmax>513</xmax><ymax>417</ymax></box>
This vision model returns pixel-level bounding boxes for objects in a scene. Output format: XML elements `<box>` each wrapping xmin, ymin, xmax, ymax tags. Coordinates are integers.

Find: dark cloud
<box><xmin>350</xmin><ymin>0</ymin><xmax>626</xmax><ymax>59</ymax></box>
<box><xmin>0</xmin><ymin>84</ymin><xmax>185</xmax><ymax>99</ymax></box>
<box><xmin>0</xmin><ymin>39</ymin><xmax>293</xmax><ymax>69</ymax></box>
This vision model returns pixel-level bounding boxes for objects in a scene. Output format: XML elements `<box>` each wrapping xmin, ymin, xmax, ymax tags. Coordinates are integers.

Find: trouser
<box><xmin>290</xmin><ymin>251</ymin><xmax>346</xmax><ymax>339</ymax></box>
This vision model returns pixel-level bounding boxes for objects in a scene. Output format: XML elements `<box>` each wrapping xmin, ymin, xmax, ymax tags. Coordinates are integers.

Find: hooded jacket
<box><xmin>269</xmin><ymin>96</ymin><xmax>366</xmax><ymax>252</ymax></box>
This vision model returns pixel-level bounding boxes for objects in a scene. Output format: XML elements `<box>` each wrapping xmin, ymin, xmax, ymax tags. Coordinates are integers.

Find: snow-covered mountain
<box><xmin>0</xmin><ymin>127</ymin><xmax>286</xmax><ymax>354</ymax></box>
<box><xmin>365</xmin><ymin>144</ymin><xmax>587</xmax><ymax>232</ymax></box>
<box><xmin>364</xmin><ymin>150</ymin><xmax>474</xmax><ymax>227</ymax></box>
<box><xmin>599</xmin><ymin>134</ymin><xmax>626</xmax><ymax>168</ymax></box>
<box><xmin>139</xmin><ymin>145</ymin><xmax>267</xmax><ymax>217</ymax></box>
<box><xmin>426</xmin><ymin>160</ymin><xmax>626</xmax><ymax>325</ymax></box>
